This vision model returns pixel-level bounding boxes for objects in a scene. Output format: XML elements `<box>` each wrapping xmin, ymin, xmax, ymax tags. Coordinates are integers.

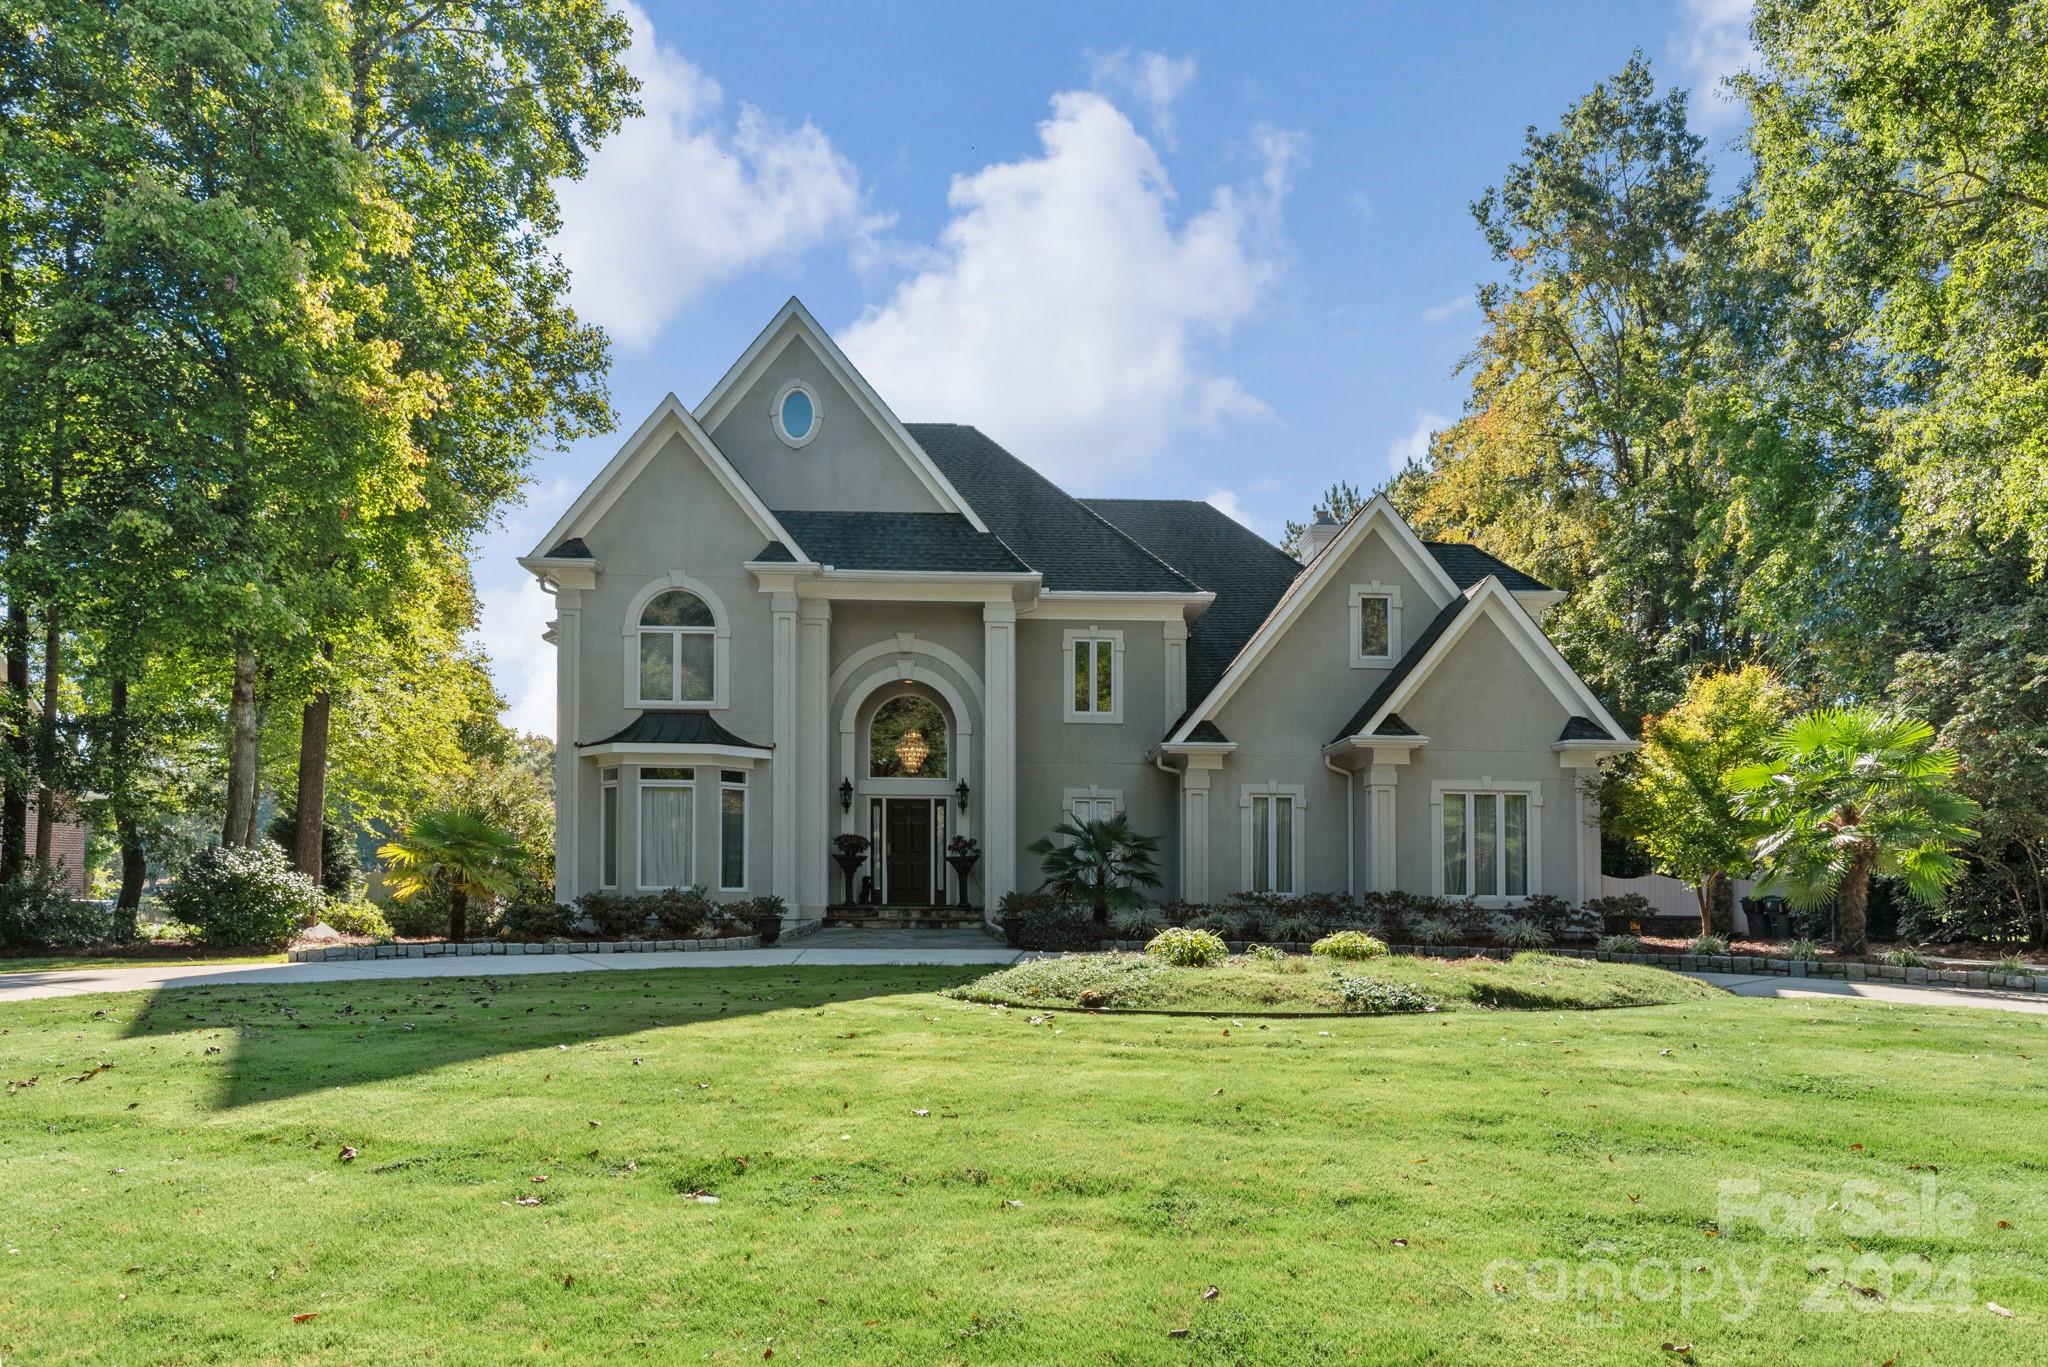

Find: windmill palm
<box><xmin>378</xmin><ymin>806</ymin><xmax>523</xmax><ymax>941</ymax></box>
<box><xmin>1728</xmin><ymin>707</ymin><xmax>1977</xmax><ymax>954</ymax></box>
<box><xmin>1028</xmin><ymin>815</ymin><xmax>1162</xmax><ymax>922</ymax></box>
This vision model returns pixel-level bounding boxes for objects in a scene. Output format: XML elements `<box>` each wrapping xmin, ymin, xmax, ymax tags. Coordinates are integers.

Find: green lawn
<box><xmin>1</xmin><ymin>965</ymin><xmax>2042</xmax><ymax>1364</ymax></box>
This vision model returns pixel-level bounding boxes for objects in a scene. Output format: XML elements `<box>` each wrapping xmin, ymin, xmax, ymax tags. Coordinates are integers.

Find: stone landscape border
<box><xmin>287</xmin><ymin>934</ymin><xmax>762</xmax><ymax>963</ymax></box>
<box><xmin>1100</xmin><ymin>940</ymin><xmax>2046</xmax><ymax>993</ymax></box>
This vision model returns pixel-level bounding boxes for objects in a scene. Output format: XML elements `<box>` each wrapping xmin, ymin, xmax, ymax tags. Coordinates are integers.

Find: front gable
<box><xmin>694</xmin><ymin>298</ymin><xmax>987</xmax><ymax>526</ymax></box>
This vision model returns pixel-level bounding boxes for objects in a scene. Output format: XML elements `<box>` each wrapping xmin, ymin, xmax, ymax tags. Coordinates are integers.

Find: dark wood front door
<box><xmin>883</xmin><ymin>799</ymin><xmax>934</xmax><ymax>904</ymax></box>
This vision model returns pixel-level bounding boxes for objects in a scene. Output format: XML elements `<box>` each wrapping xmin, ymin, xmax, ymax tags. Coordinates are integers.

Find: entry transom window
<box><xmin>869</xmin><ymin>695</ymin><xmax>948</xmax><ymax>777</ymax></box>
<box><xmin>637</xmin><ymin>589</ymin><xmax>716</xmax><ymax>705</ymax></box>
<box><xmin>638</xmin><ymin>766</ymin><xmax>696</xmax><ymax>890</ymax></box>
<box><xmin>1441</xmin><ymin>789</ymin><xmax>1531</xmax><ymax>899</ymax></box>
<box><xmin>1065</xmin><ymin>629</ymin><xmax>1122</xmax><ymax>722</ymax></box>
<box><xmin>773</xmin><ymin>381</ymin><xmax>819</xmax><ymax>447</ymax></box>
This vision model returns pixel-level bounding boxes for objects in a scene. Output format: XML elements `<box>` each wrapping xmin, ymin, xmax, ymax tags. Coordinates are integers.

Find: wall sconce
<box><xmin>839</xmin><ymin>778</ymin><xmax>853</xmax><ymax>813</ymax></box>
<box><xmin>955</xmin><ymin>779</ymin><xmax>971</xmax><ymax>812</ymax></box>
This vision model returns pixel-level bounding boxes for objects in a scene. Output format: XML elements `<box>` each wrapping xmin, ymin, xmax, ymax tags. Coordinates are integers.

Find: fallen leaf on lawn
<box><xmin>204</xmin><ymin>1046</ymin><xmax>222</xmax><ymax>1056</ymax></box>
<box><xmin>514</xmin><ymin>1195</ymin><xmax>541</xmax><ymax>1206</ymax></box>
<box><xmin>1850</xmin><ymin>1142</ymin><xmax>1863</xmax><ymax>1150</ymax></box>
<box><xmin>64</xmin><ymin>1063</ymin><xmax>112</xmax><ymax>1083</ymax></box>
<box><xmin>1988</xmin><ymin>1302</ymin><xmax>2015</xmax><ymax>1318</ymax></box>
<box><xmin>687</xmin><ymin>1191</ymin><xmax>719</xmax><ymax>1204</ymax></box>
<box><xmin>1002</xmin><ymin>1200</ymin><xmax>1021</xmax><ymax>1209</ymax></box>
<box><xmin>562</xmin><ymin>1274</ymin><xmax>575</xmax><ymax>1288</ymax></box>
<box><xmin>338</xmin><ymin>1147</ymin><xmax>358</xmax><ymax>1163</ymax></box>
<box><xmin>912</xmin><ymin>1109</ymin><xmax>930</xmax><ymax>1117</ymax></box>
<box><xmin>1659</xmin><ymin>1344</ymin><xmax>1691</xmax><ymax>1355</ymax></box>
<box><xmin>1997</xmin><ymin>1220</ymin><xmax>2012</xmax><ymax>1229</ymax></box>
<box><xmin>1844</xmin><ymin>1282</ymin><xmax>1884</xmax><ymax>1301</ymax></box>
<box><xmin>531</xmin><ymin>1174</ymin><xmax>549</xmax><ymax>1183</ymax></box>
<box><xmin>292</xmin><ymin>1313</ymin><xmax>319</xmax><ymax>1324</ymax></box>
<box><xmin>1211</xmin><ymin>1088</ymin><xmax>1223</xmax><ymax>1096</ymax></box>
<box><xmin>1167</xmin><ymin>1328</ymin><xmax>1190</xmax><ymax>1339</ymax></box>
<box><xmin>588</xmin><ymin>1120</ymin><xmax>601</xmax><ymax>1128</ymax></box>
<box><xmin>1201</xmin><ymin>1286</ymin><xmax>1220</xmax><ymax>1300</ymax></box>
<box><xmin>1390</xmin><ymin>1238</ymin><xmax>1408</xmax><ymax>1247</ymax></box>
<box><xmin>1659</xmin><ymin>1048</ymin><xmax>1671</xmax><ymax>1056</ymax></box>
<box><xmin>1703</xmin><ymin>1228</ymin><xmax>1720</xmax><ymax>1238</ymax></box>
<box><xmin>1628</xmin><ymin>1193</ymin><xmax>1641</xmax><ymax>1203</ymax></box>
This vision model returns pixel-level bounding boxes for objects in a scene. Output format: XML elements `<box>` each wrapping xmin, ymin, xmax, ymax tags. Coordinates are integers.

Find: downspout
<box><xmin>1324</xmin><ymin>754</ymin><xmax>1354</xmax><ymax>897</ymax></box>
<box><xmin>1153</xmin><ymin>750</ymin><xmax>1185</xmax><ymax>901</ymax></box>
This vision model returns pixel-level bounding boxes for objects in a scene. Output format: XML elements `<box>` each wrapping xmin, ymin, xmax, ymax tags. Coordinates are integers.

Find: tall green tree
<box><xmin>1730</xmin><ymin>707</ymin><xmax>1978</xmax><ymax>953</ymax></box>
<box><xmin>1280</xmin><ymin>481</ymin><xmax>1366</xmax><ymax>559</ymax></box>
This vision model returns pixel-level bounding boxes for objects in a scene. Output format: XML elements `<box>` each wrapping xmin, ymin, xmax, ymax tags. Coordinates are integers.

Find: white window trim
<box><xmin>1063</xmin><ymin>627</ymin><xmax>1124</xmax><ymax>723</ymax></box>
<box><xmin>770</xmin><ymin>378</ymin><xmax>822</xmax><ymax>448</ymax></box>
<box><xmin>1429</xmin><ymin>777</ymin><xmax>1543</xmax><ymax>903</ymax></box>
<box><xmin>1061</xmin><ymin>786</ymin><xmax>1125</xmax><ymax>825</ymax></box>
<box><xmin>635</xmin><ymin>768</ymin><xmax>698</xmax><ymax>891</ymax></box>
<box><xmin>599</xmin><ymin>768</ymin><xmax>620</xmax><ymax>890</ymax></box>
<box><xmin>1348</xmin><ymin>582</ymin><xmax>1403</xmax><ymax>668</ymax></box>
<box><xmin>718</xmin><ymin>771</ymin><xmax>749</xmax><ymax>892</ymax></box>
<box><xmin>622</xmin><ymin>574</ymin><xmax>732</xmax><ymax>710</ymax></box>
<box><xmin>1239</xmin><ymin>782</ymin><xmax>1307</xmax><ymax>896</ymax></box>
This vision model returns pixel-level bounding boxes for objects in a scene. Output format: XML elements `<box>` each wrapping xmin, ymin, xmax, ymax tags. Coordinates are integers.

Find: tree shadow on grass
<box><xmin>117</xmin><ymin>963</ymin><xmax>988</xmax><ymax>1110</ymax></box>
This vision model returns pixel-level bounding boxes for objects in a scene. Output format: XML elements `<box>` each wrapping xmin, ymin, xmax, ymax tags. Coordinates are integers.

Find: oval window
<box><xmin>778</xmin><ymin>387</ymin><xmax>815</xmax><ymax>443</ymax></box>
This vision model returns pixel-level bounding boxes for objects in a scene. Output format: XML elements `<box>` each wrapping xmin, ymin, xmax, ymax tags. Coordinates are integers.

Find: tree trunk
<box><xmin>1838</xmin><ymin>853</ymin><xmax>1872</xmax><ymax>955</ymax></box>
<box><xmin>1696</xmin><ymin>873</ymin><xmax>1717</xmax><ymax>939</ymax></box>
<box><xmin>32</xmin><ymin>602</ymin><xmax>58</xmax><ymax>863</ymax></box>
<box><xmin>222</xmin><ymin>644</ymin><xmax>259</xmax><ymax>845</ymax></box>
<box><xmin>448</xmin><ymin>885</ymin><xmax>467</xmax><ymax>942</ymax></box>
<box><xmin>2</xmin><ymin>600</ymin><xmax>27</xmax><ymax>880</ymax></box>
<box><xmin>110</xmin><ymin>675</ymin><xmax>144</xmax><ymax>935</ymax></box>
<box><xmin>291</xmin><ymin>651</ymin><xmax>332</xmax><ymax>882</ymax></box>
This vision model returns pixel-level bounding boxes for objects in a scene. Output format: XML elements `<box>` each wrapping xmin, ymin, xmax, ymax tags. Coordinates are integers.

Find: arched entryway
<box><xmin>839</xmin><ymin>675</ymin><xmax>972</xmax><ymax>908</ymax></box>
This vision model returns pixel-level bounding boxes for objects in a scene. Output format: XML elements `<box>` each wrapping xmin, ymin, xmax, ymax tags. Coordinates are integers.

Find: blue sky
<box><xmin>477</xmin><ymin>0</ymin><xmax>1756</xmax><ymax>734</ymax></box>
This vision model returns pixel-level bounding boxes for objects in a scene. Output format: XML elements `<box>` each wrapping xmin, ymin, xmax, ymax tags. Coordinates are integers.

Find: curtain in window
<box><xmin>1273</xmin><ymin>796</ymin><xmax>1294</xmax><ymax>893</ymax></box>
<box><xmin>601</xmin><ymin>784</ymin><xmax>619</xmax><ymax>888</ymax></box>
<box><xmin>1503</xmin><ymin>793</ymin><xmax>1529</xmax><ymax>897</ymax></box>
<box><xmin>1473</xmin><ymin>793</ymin><xmax>1498</xmax><ymax>898</ymax></box>
<box><xmin>720</xmin><ymin>787</ymin><xmax>745</xmax><ymax>889</ymax></box>
<box><xmin>639</xmin><ymin>785</ymin><xmax>694</xmax><ymax>888</ymax></box>
<box><xmin>1251</xmin><ymin>794</ymin><xmax>1272</xmax><ymax>894</ymax></box>
<box><xmin>1442</xmin><ymin>793</ymin><xmax>1468</xmax><ymax>896</ymax></box>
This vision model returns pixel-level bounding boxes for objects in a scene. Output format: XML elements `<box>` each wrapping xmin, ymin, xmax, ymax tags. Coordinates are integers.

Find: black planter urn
<box><xmin>945</xmin><ymin>853</ymin><xmax>980</xmax><ymax>911</ymax></box>
<box><xmin>832</xmin><ymin>852</ymin><xmax>867</xmax><ymax>907</ymax></box>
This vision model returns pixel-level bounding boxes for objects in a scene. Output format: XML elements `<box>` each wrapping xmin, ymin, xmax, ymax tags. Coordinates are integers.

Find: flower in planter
<box><xmin>833</xmin><ymin>833</ymin><xmax>872</xmax><ymax>858</ymax></box>
<box><xmin>947</xmin><ymin>836</ymin><xmax>980</xmax><ymax>858</ymax></box>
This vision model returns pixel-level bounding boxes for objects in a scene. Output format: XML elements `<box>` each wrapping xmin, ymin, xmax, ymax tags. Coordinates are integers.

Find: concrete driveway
<box><xmin>1690</xmin><ymin>970</ymin><xmax>2048</xmax><ymax>1016</ymax></box>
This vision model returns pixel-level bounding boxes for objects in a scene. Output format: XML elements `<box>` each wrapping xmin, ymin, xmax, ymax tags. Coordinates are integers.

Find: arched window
<box><xmin>868</xmin><ymin>695</ymin><xmax>948</xmax><ymax>777</ymax></box>
<box><xmin>637</xmin><ymin>589</ymin><xmax>716</xmax><ymax>704</ymax></box>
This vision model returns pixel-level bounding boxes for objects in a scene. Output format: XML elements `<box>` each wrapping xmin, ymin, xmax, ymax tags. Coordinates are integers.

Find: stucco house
<box><xmin>520</xmin><ymin>298</ymin><xmax>1638</xmax><ymax>929</ymax></box>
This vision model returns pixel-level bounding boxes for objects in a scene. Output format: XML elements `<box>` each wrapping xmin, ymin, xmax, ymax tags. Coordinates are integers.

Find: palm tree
<box><xmin>1728</xmin><ymin>707</ymin><xmax>1977</xmax><ymax>954</ymax></box>
<box><xmin>378</xmin><ymin>806</ymin><xmax>523</xmax><ymax>940</ymax></box>
<box><xmin>1027</xmin><ymin>815</ymin><xmax>1162</xmax><ymax>923</ymax></box>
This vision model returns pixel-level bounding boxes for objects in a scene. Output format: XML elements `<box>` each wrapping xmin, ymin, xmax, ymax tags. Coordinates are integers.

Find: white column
<box><xmin>1368</xmin><ymin>764</ymin><xmax>1399</xmax><ymax>894</ymax></box>
<box><xmin>982</xmin><ymin>601</ymin><xmax>1018</xmax><ymax>911</ymax></box>
<box><xmin>552</xmin><ymin>589</ymin><xmax>582</xmax><ymax>898</ymax></box>
<box><xmin>1181</xmin><ymin>767</ymin><xmax>1212</xmax><ymax>904</ymax></box>
<box><xmin>1561</xmin><ymin>754</ymin><xmax>1604</xmax><ymax>903</ymax></box>
<box><xmin>1162</xmin><ymin>618</ymin><xmax>1188</xmax><ymax>729</ymax></box>
<box><xmin>796</xmin><ymin>600</ymin><xmax>832</xmax><ymax>917</ymax></box>
<box><xmin>770</xmin><ymin>592</ymin><xmax>798</xmax><ymax>904</ymax></box>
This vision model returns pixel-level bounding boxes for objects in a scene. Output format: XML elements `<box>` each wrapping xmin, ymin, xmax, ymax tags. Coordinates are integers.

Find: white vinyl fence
<box><xmin>1601</xmin><ymin>873</ymin><xmax>1758</xmax><ymax>934</ymax></box>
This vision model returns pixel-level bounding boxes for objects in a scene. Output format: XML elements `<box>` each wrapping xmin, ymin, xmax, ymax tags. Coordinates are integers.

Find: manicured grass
<box><xmin>953</xmin><ymin>950</ymin><xmax>1723</xmax><ymax>1013</ymax></box>
<box><xmin>0</xmin><ymin>948</ymin><xmax>285</xmax><ymax>974</ymax></box>
<box><xmin>1</xmin><ymin>966</ymin><xmax>2043</xmax><ymax>1363</ymax></box>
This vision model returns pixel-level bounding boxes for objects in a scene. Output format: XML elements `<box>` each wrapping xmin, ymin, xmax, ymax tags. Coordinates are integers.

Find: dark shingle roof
<box><xmin>757</xmin><ymin>510</ymin><xmax>1030</xmax><ymax>575</ymax></box>
<box><xmin>1183</xmin><ymin>720</ymin><xmax>1231</xmax><ymax>744</ymax></box>
<box><xmin>753</xmin><ymin>541</ymin><xmax>796</xmax><ymax>563</ymax></box>
<box><xmin>1558</xmin><ymin>714</ymin><xmax>1614</xmax><ymax>742</ymax></box>
<box><xmin>1374</xmin><ymin>713</ymin><xmax>1419</xmax><ymax>737</ymax></box>
<box><xmin>542</xmin><ymin>536</ymin><xmax>593</xmax><ymax>559</ymax></box>
<box><xmin>1424</xmin><ymin>541</ymin><xmax>1549</xmax><ymax>592</ymax></box>
<box><xmin>1083</xmin><ymin>498</ymin><xmax>1306</xmax><ymax>703</ymax></box>
<box><xmin>1329</xmin><ymin>594</ymin><xmax>1472</xmax><ymax>744</ymax></box>
<box><xmin>582</xmin><ymin>711</ymin><xmax>772</xmax><ymax>751</ymax></box>
<box><xmin>906</xmin><ymin>425</ymin><xmax>1198</xmax><ymax>593</ymax></box>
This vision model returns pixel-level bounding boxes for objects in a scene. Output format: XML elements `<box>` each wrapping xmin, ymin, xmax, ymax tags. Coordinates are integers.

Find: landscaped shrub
<box><xmin>322</xmin><ymin>900</ymin><xmax>394</xmax><ymax>940</ymax></box>
<box><xmin>997</xmin><ymin>892</ymin><xmax>1100</xmax><ymax>951</ymax></box>
<box><xmin>497</xmin><ymin>882</ymin><xmax>574</xmax><ymax>941</ymax></box>
<box><xmin>1108</xmin><ymin>906</ymin><xmax>1165</xmax><ymax>941</ymax></box>
<box><xmin>1997</xmin><ymin>953</ymin><xmax>2030</xmax><ymax>974</ymax></box>
<box><xmin>1144</xmin><ymin>926</ymin><xmax>1228</xmax><ymax>966</ymax></box>
<box><xmin>1188</xmin><ymin>908</ymin><xmax>1248</xmax><ymax>940</ymax></box>
<box><xmin>1408</xmin><ymin>915</ymin><xmax>1462</xmax><ymax>946</ymax></box>
<box><xmin>162</xmin><ymin>843</ymin><xmax>324</xmax><ymax>947</ymax></box>
<box><xmin>649</xmin><ymin>886</ymin><xmax>718</xmax><ymax>937</ymax></box>
<box><xmin>383</xmin><ymin>890</ymin><xmax>450</xmax><ymax>938</ymax></box>
<box><xmin>0</xmin><ymin>865</ymin><xmax>122</xmax><ymax>950</ymax></box>
<box><xmin>1498</xmin><ymin>919</ymin><xmax>1554</xmax><ymax>949</ymax></box>
<box><xmin>265</xmin><ymin>810</ymin><xmax>360</xmax><ymax>897</ymax></box>
<box><xmin>1245</xmin><ymin>943</ymin><xmax>1284</xmax><ymax>964</ymax></box>
<box><xmin>1881</xmin><ymin>945</ymin><xmax>1927</xmax><ymax>968</ymax></box>
<box><xmin>1690</xmin><ymin>934</ymin><xmax>1730</xmax><ymax>956</ymax></box>
<box><xmin>1269</xmin><ymin>913</ymin><xmax>1320</xmax><ymax>944</ymax></box>
<box><xmin>576</xmin><ymin>890</ymin><xmax>655</xmax><ymax>938</ymax></box>
<box><xmin>1516</xmin><ymin>894</ymin><xmax>1573</xmax><ymax>936</ymax></box>
<box><xmin>1596</xmin><ymin>933</ymin><xmax>1641</xmax><ymax>954</ymax></box>
<box><xmin>734</xmin><ymin>895</ymin><xmax>786</xmax><ymax>944</ymax></box>
<box><xmin>1325</xmin><ymin>973</ymin><xmax>1437</xmax><ymax>1014</ymax></box>
<box><xmin>1311</xmin><ymin>930</ymin><xmax>1387</xmax><ymax>961</ymax></box>
<box><xmin>1584</xmin><ymin>893</ymin><xmax>1653</xmax><ymax>934</ymax></box>
<box><xmin>1785</xmin><ymin>936</ymin><xmax>1820</xmax><ymax>962</ymax></box>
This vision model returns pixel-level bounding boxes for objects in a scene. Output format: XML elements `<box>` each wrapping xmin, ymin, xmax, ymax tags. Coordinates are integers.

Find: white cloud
<box><xmin>1087</xmin><ymin>49</ymin><xmax>1198</xmax><ymax>147</ymax></box>
<box><xmin>476</xmin><ymin>573</ymin><xmax>560</xmax><ymax>738</ymax></box>
<box><xmin>1389</xmin><ymin>410</ymin><xmax>1449</xmax><ymax>474</ymax></box>
<box><xmin>1673</xmin><ymin>0</ymin><xmax>1757</xmax><ymax>128</ymax></box>
<box><xmin>840</xmin><ymin>93</ymin><xmax>1305</xmax><ymax>488</ymax></box>
<box><xmin>1421</xmin><ymin>293</ymin><xmax>1473</xmax><ymax>324</ymax></box>
<box><xmin>1204</xmin><ymin>488</ymin><xmax>1272</xmax><ymax>539</ymax></box>
<box><xmin>554</xmin><ymin>2</ymin><xmax>873</xmax><ymax>348</ymax></box>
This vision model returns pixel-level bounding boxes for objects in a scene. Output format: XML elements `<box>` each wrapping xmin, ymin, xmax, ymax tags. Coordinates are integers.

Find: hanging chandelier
<box><xmin>896</xmin><ymin>728</ymin><xmax>930</xmax><ymax>774</ymax></box>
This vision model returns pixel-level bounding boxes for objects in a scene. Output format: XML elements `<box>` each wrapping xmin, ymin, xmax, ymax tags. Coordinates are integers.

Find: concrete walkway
<box><xmin>2</xmin><ymin>939</ymin><xmax>2043</xmax><ymax>1015</ymax></box>
<box><xmin>0</xmin><ymin>928</ymin><xmax>1023</xmax><ymax>1003</ymax></box>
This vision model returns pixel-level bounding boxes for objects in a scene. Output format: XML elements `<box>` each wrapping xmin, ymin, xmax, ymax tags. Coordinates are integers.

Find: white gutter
<box><xmin>1323</xmin><ymin>754</ymin><xmax>1354</xmax><ymax>897</ymax></box>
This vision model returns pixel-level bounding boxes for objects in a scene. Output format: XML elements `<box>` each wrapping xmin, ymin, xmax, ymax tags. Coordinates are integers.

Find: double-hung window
<box><xmin>1441</xmin><ymin>789</ymin><xmax>1531</xmax><ymax>899</ymax></box>
<box><xmin>637</xmin><ymin>589</ymin><xmax>716</xmax><ymax>705</ymax></box>
<box><xmin>718</xmin><ymin>770</ymin><xmax>747</xmax><ymax>892</ymax></box>
<box><xmin>637</xmin><ymin>766</ymin><xmax>695</xmax><ymax>889</ymax></box>
<box><xmin>599</xmin><ymin>767</ymin><xmax>620</xmax><ymax>889</ymax></box>
<box><xmin>1064</xmin><ymin>629</ymin><xmax>1122</xmax><ymax>722</ymax></box>
<box><xmin>1242</xmin><ymin>784</ymin><xmax>1304</xmax><ymax>895</ymax></box>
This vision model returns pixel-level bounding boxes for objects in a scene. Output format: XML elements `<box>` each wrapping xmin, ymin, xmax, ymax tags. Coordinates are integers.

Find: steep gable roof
<box><xmin>1084</xmin><ymin>498</ymin><xmax>1305</xmax><ymax>701</ymax></box>
<box><xmin>1423</xmin><ymin>541</ymin><xmax>1550</xmax><ymax>592</ymax></box>
<box><xmin>1327</xmin><ymin>594</ymin><xmax>1472</xmax><ymax>745</ymax></box>
<box><xmin>693</xmin><ymin>298</ymin><xmax>988</xmax><ymax>532</ymax></box>
<box><xmin>754</xmin><ymin>511</ymin><xmax>1032</xmax><ymax>575</ymax></box>
<box><xmin>908</xmin><ymin>424</ymin><xmax>1198</xmax><ymax>593</ymax></box>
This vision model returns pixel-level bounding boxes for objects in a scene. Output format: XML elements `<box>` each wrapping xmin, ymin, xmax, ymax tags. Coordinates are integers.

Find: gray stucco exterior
<box><xmin>521</xmin><ymin>298</ymin><xmax>1636</xmax><ymax>925</ymax></box>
